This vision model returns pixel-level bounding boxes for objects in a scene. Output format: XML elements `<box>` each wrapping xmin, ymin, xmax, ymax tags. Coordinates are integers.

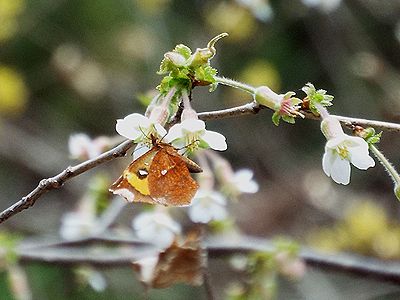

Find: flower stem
<box><xmin>214</xmin><ymin>76</ymin><xmax>255</xmax><ymax>95</ymax></box>
<box><xmin>370</xmin><ymin>144</ymin><xmax>400</xmax><ymax>200</ymax></box>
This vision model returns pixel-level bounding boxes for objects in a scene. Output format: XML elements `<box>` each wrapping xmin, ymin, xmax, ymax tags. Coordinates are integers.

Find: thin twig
<box><xmin>197</xmin><ymin>101</ymin><xmax>262</xmax><ymax>121</ymax></box>
<box><xmin>0</xmin><ymin>140</ymin><xmax>134</xmax><ymax>224</ymax></box>
<box><xmin>1</xmin><ymin>102</ymin><xmax>400</xmax><ymax>225</ymax></box>
<box><xmin>16</xmin><ymin>235</ymin><xmax>400</xmax><ymax>284</ymax></box>
<box><xmin>198</xmin><ymin>101</ymin><xmax>400</xmax><ymax>132</ymax></box>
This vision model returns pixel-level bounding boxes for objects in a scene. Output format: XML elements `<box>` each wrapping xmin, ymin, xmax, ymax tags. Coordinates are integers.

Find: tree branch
<box><xmin>198</xmin><ymin>101</ymin><xmax>400</xmax><ymax>132</ymax></box>
<box><xmin>0</xmin><ymin>140</ymin><xmax>134</xmax><ymax>224</ymax></box>
<box><xmin>1</xmin><ymin>101</ymin><xmax>400</xmax><ymax>225</ymax></box>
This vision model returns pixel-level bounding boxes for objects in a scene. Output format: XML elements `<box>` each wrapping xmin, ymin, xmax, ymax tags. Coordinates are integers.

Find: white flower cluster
<box><xmin>115</xmin><ymin>113</ymin><xmax>227</xmax><ymax>153</ymax></box>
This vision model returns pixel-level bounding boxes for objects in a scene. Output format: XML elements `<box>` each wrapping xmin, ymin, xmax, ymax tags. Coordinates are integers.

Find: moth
<box><xmin>110</xmin><ymin>137</ymin><xmax>202</xmax><ymax>206</ymax></box>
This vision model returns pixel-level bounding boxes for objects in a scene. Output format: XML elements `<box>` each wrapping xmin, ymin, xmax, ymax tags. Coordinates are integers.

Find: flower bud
<box><xmin>320</xmin><ymin>116</ymin><xmax>344</xmax><ymax>140</ymax></box>
<box><xmin>149</xmin><ymin>105</ymin><xmax>169</xmax><ymax>125</ymax></box>
<box><xmin>254</xmin><ymin>86</ymin><xmax>282</xmax><ymax>110</ymax></box>
<box><xmin>181</xmin><ymin>107</ymin><xmax>198</xmax><ymax>121</ymax></box>
<box><xmin>187</xmin><ymin>48</ymin><xmax>212</xmax><ymax>67</ymax></box>
<box><xmin>164</xmin><ymin>51</ymin><xmax>187</xmax><ymax>67</ymax></box>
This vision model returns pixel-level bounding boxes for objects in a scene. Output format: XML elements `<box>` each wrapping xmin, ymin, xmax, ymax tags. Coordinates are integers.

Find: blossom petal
<box><xmin>239</xmin><ymin>180</ymin><xmax>259</xmax><ymax>193</ymax></box>
<box><xmin>181</xmin><ymin>119</ymin><xmax>205</xmax><ymax>133</ymax></box>
<box><xmin>325</xmin><ymin>135</ymin><xmax>346</xmax><ymax>149</ymax></box>
<box><xmin>164</xmin><ymin>124</ymin><xmax>183</xmax><ymax>142</ymax></box>
<box><xmin>330</xmin><ymin>155</ymin><xmax>351</xmax><ymax>185</ymax></box>
<box><xmin>234</xmin><ymin>169</ymin><xmax>253</xmax><ymax>181</ymax></box>
<box><xmin>188</xmin><ymin>190</ymin><xmax>227</xmax><ymax>223</ymax></box>
<box><xmin>189</xmin><ymin>203</ymin><xmax>213</xmax><ymax>224</ymax></box>
<box><xmin>154</xmin><ymin>123</ymin><xmax>168</xmax><ymax>138</ymax></box>
<box><xmin>125</xmin><ymin>113</ymin><xmax>151</xmax><ymax>128</ymax></box>
<box><xmin>209</xmin><ymin>204</ymin><xmax>228</xmax><ymax>221</ymax></box>
<box><xmin>350</xmin><ymin>151</ymin><xmax>375</xmax><ymax>170</ymax></box>
<box><xmin>209</xmin><ymin>191</ymin><xmax>227</xmax><ymax>205</ymax></box>
<box><xmin>116</xmin><ymin>119</ymin><xmax>142</xmax><ymax>140</ymax></box>
<box><xmin>322</xmin><ymin>150</ymin><xmax>332</xmax><ymax>176</ymax></box>
<box><xmin>202</xmin><ymin>131</ymin><xmax>227</xmax><ymax>151</ymax></box>
<box><xmin>132</xmin><ymin>211</ymin><xmax>180</xmax><ymax>249</ymax></box>
<box><xmin>68</xmin><ymin>133</ymin><xmax>91</xmax><ymax>158</ymax></box>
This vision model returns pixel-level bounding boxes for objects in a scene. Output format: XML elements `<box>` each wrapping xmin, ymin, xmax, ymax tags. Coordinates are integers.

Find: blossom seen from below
<box><xmin>132</xmin><ymin>210</ymin><xmax>181</xmax><ymax>249</ymax></box>
<box><xmin>59</xmin><ymin>211</ymin><xmax>96</xmax><ymax>240</ymax></box>
<box><xmin>165</xmin><ymin>119</ymin><xmax>227</xmax><ymax>154</ymax></box>
<box><xmin>222</xmin><ymin>169</ymin><xmax>259</xmax><ymax>197</ymax></box>
<box><xmin>321</xmin><ymin>117</ymin><xmax>375</xmax><ymax>185</ymax></box>
<box><xmin>68</xmin><ymin>133</ymin><xmax>110</xmax><ymax>160</ymax></box>
<box><xmin>116</xmin><ymin>113</ymin><xmax>167</xmax><ymax>144</ymax></box>
<box><xmin>188</xmin><ymin>189</ymin><xmax>228</xmax><ymax>223</ymax></box>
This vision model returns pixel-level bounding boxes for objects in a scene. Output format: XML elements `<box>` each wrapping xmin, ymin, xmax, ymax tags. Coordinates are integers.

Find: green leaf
<box><xmin>194</xmin><ymin>65</ymin><xmax>217</xmax><ymax>84</ymax></box>
<box><xmin>198</xmin><ymin>139</ymin><xmax>209</xmax><ymax>149</ymax></box>
<box><xmin>272</xmin><ymin>112</ymin><xmax>280</xmax><ymax>126</ymax></box>
<box><xmin>366</xmin><ymin>131</ymin><xmax>382</xmax><ymax>145</ymax></box>
<box><xmin>174</xmin><ymin>44</ymin><xmax>192</xmax><ymax>59</ymax></box>
<box><xmin>282</xmin><ymin>115</ymin><xmax>295</xmax><ymax>124</ymax></box>
<box><xmin>302</xmin><ymin>82</ymin><xmax>334</xmax><ymax>113</ymax></box>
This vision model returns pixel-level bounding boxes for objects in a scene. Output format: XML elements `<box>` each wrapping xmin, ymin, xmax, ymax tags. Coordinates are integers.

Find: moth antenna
<box><xmin>177</xmin><ymin>139</ymin><xmax>201</xmax><ymax>155</ymax></box>
<box><xmin>159</xmin><ymin>131</ymin><xmax>168</xmax><ymax>143</ymax></box>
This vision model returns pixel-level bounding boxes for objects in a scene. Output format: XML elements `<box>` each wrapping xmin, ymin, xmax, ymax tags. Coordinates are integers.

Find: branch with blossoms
<box><xmin>2</xmin><ymin>33</ymin><xmax>400</xmax><ymax>298</ymax></box>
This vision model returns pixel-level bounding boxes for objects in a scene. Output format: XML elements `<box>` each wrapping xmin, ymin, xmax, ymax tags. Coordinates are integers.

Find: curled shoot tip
<box><xmin>207</xmin><ymin>33</ymin><xmax>229</xmax><ymax>56</ymax></box>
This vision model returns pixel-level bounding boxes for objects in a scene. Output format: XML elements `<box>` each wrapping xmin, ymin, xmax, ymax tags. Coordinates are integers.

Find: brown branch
<box><xmin>16</xmin><ymin>235</ymin><xmax>400</xmax><ymax>284</ymax></box>
<box><xmin>1</xmin><ymin>101</ymin><xmax>400</xmax><ymax>225</ymax></box>
<box><xmin>198</xmin><ymin>101</ymin><xmax>262</xmax><ymax>121</ymax></box>
<box><xmin>198</xmin><ymin>101</ymin><xmax>400</xmax><ymax>132</ymax></box>
<box><xmin>0</xmin><ymin>140</ymin><xmax>134</xmax><ymax>225</ymax></box>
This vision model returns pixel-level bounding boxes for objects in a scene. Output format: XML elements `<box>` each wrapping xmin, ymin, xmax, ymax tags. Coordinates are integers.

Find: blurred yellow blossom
<box><xmin>308</xmin><ymin>201</ymin><xmax>400</xmax><ymax>259</ymax></box>
<box><xmin>205</xmin><ymin>2</ymin><xmax>256</xmax><ymax>42</ymax></box>
<box><xmin>0</xmin><ymin>66</ymin><xmax>28</xmax><ymax>116</ymax></box>
<box><xmin>134</xmin><ymin>0</ymin><xmax>171</xmax><ymax>15</ymax></box>
<box><xmin>0</xmin><ymin>0</ymin><xmax>25</xmax><ymax>41</ymax></box>
<box><xmin>240</xmin><ymin>60</ymin><xmax>281</xmax><ymax>91</ymax></box>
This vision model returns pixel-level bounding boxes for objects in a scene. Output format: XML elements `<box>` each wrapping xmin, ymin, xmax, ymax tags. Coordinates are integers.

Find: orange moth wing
<box><xmin>110</xmin><ymin>143</ymin><xmax>201</xmax><ymax>206</ymax></box>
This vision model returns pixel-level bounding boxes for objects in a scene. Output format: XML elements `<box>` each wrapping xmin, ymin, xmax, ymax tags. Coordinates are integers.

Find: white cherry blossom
<box><xmin>165</xmin><ymin>119</ymin><xmax>227</xmax><ymax>153</ymax></box>
<box><xmin>188</xmin><ymin>189</ymin><xmax>228</xmax><ymax>223</ymax></box>
<box><xmin>69</xmin><ymin>133</ymin><xmax>110</xmax><ymax>160</ymax></box>
<box><xmin>133</xmin><ymin>211</ymin><xmax>181</xmax><ymax>249</ymax></box>
<box><xmin>60</xmin><ymin>210</ymin><xmax>96</xmax><ymax>240</ymax></box>
<box><xmin>229</xmin><ymin>169</ymin><xmax>259</xmax><ymax>194</ymax></box>
<box><xmin>116</xmin><ymin>113</ymin><xmax>167</xmax><ymax>143</ymax></box>
<box><xmin>321</xmin><ymin>117</ymin><xmax>375</xmax><ymax>185</ymax></box>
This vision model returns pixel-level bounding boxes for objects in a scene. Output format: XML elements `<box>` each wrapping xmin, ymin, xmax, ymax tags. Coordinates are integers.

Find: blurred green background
<box><xmin>2</xmin><ymin>0</ymin><xmax>400</xmax><ymax>298</ymax></box>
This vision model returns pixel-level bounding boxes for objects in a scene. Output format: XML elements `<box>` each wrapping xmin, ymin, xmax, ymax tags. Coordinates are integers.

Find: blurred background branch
<box><xmin>15</xmin><ymin>234</ymin><xmax>400</xmax><ymax>285</ymax></box>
